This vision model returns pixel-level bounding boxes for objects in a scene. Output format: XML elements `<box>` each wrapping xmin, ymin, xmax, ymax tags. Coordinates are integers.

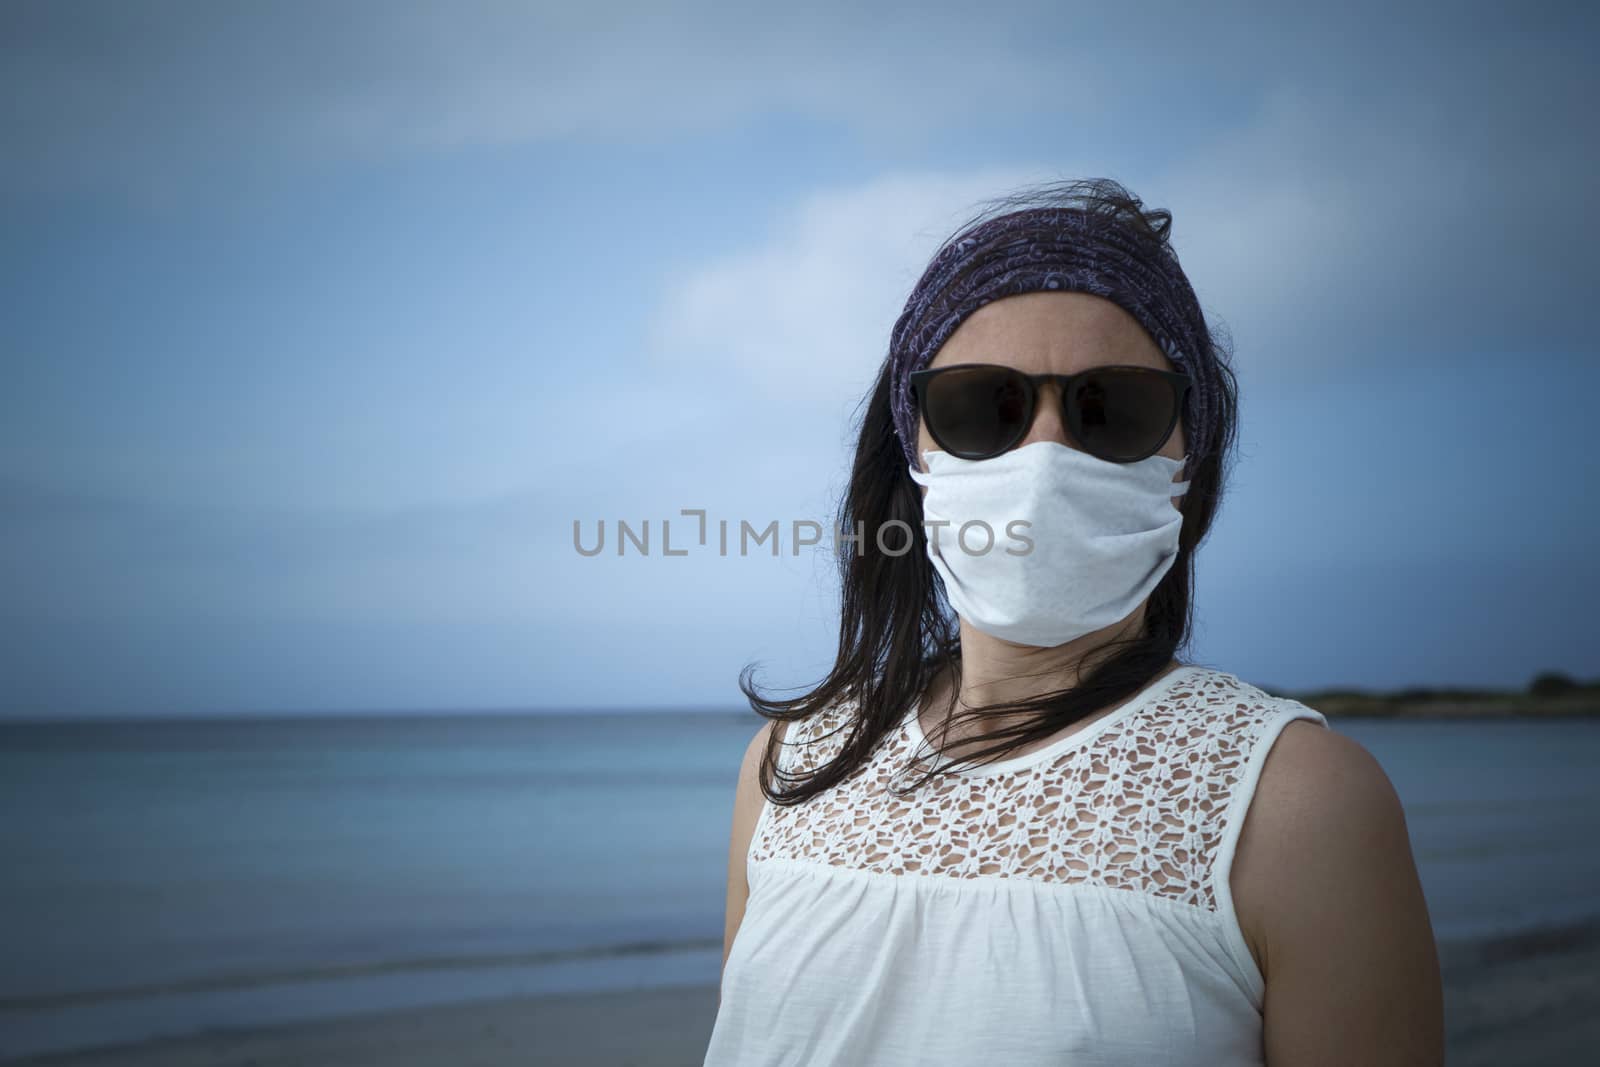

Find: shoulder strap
<box><xmin>746</xmin><ymin>701</ymin><xmax>853</xmax><ymax>870</ymax></box>
<box><xmin>1208</xmin><ymin>694</ymin><xmax>1331</xmax><ymax>1000</ymax></box>
<box><xmin>1212</xmin><ymin>697</ymin><xmax>1329</xmax><ymax>897</ymax></box>
<box><xmin>778</xmin><ymin>698</ymin><xmax>858</xmax><ymax>779</ymax></box>
<box><xmin>770</xmin><ymin>714</ymin><xmax>801</xmax><ymax>778</ymax></box>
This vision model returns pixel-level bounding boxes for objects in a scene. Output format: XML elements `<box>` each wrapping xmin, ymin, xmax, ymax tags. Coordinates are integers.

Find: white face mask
<box><xmin>907</xmin><ymin>440</ymin><xmax>1190</xmax><ymax>648</ymax></box>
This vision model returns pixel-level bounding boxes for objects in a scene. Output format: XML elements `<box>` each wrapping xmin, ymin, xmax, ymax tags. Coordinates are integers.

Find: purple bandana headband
<box><xmin>887</xmin><ymin>206</ymin><xmax>1217</xmax><ymax>470</ymax></box>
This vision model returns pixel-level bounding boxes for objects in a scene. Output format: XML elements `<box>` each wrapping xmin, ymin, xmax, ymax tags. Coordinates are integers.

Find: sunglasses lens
<box><xmin>922</xmin><ymin>365</ymin><xmax>1029</xmax><ymax>458</ymax></box>
<box><xmin>1069</xmin><ymin>369</ymin><xmax>1179</xmax><ymax>461</ymax></box>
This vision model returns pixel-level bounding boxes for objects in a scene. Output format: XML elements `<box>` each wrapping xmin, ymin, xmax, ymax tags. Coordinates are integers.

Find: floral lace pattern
<box><xmin>750</xmin><ymin>667</ymin><xmax>1320</xmax><ymax>911</ymax></box>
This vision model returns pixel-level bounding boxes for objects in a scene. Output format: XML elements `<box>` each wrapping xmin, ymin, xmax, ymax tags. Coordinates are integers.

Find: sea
<box><xmin>1</xmin><ymin>710</ymin><xmax>1597</xmax><ymax>1060</ymax></box>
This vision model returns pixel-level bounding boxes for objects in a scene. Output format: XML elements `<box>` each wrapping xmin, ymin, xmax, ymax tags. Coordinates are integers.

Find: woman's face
<box><xmin>914</xmin><ymin>290</ymin><xmax>1188</xmax><ymax>498</ymax></box>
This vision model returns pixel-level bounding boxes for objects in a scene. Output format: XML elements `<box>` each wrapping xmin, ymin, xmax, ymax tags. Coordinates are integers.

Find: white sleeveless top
<box><xmin>703</xmin><ymin>663</ymin><xmax>1331</xmax><ymax>1066</ymax></box>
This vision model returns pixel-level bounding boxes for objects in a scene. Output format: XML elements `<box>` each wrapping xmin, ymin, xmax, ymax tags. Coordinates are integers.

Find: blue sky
<box><xmin>2</xmin><ymin>0</ymin><xmax>1596</xmax><ymax>717</ymax></box>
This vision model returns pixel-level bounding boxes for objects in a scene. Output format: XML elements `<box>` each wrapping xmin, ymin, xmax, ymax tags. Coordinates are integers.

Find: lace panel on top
<box><xmin>749</xmin><ymin>667</ymin><xmax>1311</xmax><ymax>911</ymax></box>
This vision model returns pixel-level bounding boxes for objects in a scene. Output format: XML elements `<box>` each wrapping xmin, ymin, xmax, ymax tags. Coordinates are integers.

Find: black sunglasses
<box><xmin>909</xmin><ymin>362</ymin><xmax>1191</xmax><ymax>463</ymax></box>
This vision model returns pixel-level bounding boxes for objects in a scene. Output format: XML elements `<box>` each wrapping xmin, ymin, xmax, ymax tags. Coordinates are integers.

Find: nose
<box><xmin>1020</xmin><ymin>380</ymin><xmax>1077</xmax><ymax>450</ymax></box>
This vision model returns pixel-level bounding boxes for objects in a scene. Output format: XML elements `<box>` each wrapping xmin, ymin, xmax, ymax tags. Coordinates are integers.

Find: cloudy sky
<box><xmin>2</xmin><ymin>0</ymin><xmax>1596</xmax><ymax>717</ymax></box>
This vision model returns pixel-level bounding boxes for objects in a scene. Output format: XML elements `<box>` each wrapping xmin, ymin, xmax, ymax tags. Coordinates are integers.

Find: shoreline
<box><xmin>7</xmin><ymin>918</ymin><xmax>1600</xmax><ymax>1067</ymax></box>
<box><xmin>0</xmin><ymin>983</ymin><xmax>722</xmax><ymax>1067</ymax></box>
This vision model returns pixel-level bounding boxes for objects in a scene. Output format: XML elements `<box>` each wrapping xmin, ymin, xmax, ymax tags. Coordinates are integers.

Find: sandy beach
<box><xmin>7</xmin><ymin>921</ymin><xmax>1599</xmax><ymax>1067</ymax></box>
<box><xmin>3</xmin><ymin>983</ymin><xmax>722</xmax><ymax>1066</ymax></box>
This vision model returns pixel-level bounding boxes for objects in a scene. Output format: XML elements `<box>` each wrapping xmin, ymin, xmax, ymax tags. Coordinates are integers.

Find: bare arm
<box><xmin>1234</xmin><ymin>721</ymin><xmax>1444</xmax><ymax>1065</ymax></box>
<box><xmin>721</xmin><ymin>720</ymin><xmax>782</xmax><ymax>994</ymax></box>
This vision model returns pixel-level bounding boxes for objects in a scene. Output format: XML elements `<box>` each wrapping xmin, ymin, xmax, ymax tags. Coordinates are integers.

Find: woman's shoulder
<box><xmin>1227</xmin><ymin>682</ymin><xmax>1414</xmax><ymax>980</ymax></box>
<box><xmin>1246</xmin><ymin>689</ymin><xmax>1393</xmax><ymax>840</ymax></box>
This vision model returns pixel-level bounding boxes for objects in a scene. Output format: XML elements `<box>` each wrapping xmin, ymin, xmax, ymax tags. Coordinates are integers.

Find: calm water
<box><xmin>1</xmin><ymin>711</ymin><xmax>1597</xmax><ymax>1059</ymax></box>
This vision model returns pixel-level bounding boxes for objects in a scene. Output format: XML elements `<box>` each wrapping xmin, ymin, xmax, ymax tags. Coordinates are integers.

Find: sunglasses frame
<box><xmin>909</xmin><ymin>362</ymin><xmax>1192</xmax><ymax>463</ymax></box>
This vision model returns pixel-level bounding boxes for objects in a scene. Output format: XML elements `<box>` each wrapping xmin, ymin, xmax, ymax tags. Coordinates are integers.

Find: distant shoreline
<box><xmin>1272</xmin><ymin>693</ymin><xmax>1600</xmax><ymax>719</ymax></box>
<box><xmin>1264</xmin><ymin>667</ymin><xmax>1600</xmax><ymax>719</ymax></box>
<box><xmin>5</xmin><ymin>694</ymin><xmax>1599</xmax><ymax>726</ymax></box>
<box><xmin>5</xmin><ymin>667</ymin><xmax>1600</xmax><ymax>725</ymax></box>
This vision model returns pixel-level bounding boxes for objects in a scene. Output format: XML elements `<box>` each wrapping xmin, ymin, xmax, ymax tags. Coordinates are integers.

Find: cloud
<box><xmin>1157</xmin><ymin>76</ymin><xmax>1598</xmax><ymax>374</ymax></box>
<box><xmin>0</xmin><ymin>0</ymin><xmax>1090</xmax><ymax>207</ymax></box>
<box><xmin>19</xmin><ymin>0</ymin><xmax>1589</xmax><ymax>214</ymax></box>
<box><xmin>646</xmin><ymin>56</ymin><xmax>1597</xmax><ymax>401</ymax></box>
<box><xmin>644</xmin><ymin>167</ymin><xmax>1062</xmax><ymax>400</ymax></box>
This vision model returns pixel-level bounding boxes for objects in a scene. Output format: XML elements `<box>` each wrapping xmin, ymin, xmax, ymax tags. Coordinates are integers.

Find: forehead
<box><xmin>929</xmin><ymin>290</ymin><xmax>1169</xmax><ymax>373</ymax></box>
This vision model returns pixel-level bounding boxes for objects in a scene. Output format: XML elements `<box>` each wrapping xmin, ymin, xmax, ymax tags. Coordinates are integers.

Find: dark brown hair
<box><xmin>738</xmin><ymin>177</ymin><xmax>1240</xmax><ymax>805</ymax></box>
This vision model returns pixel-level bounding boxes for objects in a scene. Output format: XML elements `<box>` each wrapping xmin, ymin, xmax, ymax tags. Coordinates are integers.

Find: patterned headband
<box><xmin>887</xmin><ymin>206</ymin><xmax>1218</xmax><ymax>470</ymax></box>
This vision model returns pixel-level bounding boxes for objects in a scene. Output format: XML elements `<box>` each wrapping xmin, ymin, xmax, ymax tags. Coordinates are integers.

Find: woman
<box><xmin>703</xmin><ymin>178</ymin><xmax>1443</xmax><ymax>1065</ymax></box>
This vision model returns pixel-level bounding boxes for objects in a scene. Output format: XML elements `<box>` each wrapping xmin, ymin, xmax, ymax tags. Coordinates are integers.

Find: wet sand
<box><xmin>10</xmin><ymin>923</ymin><xmax>1600</xmax><ymax>1066</ymax></box>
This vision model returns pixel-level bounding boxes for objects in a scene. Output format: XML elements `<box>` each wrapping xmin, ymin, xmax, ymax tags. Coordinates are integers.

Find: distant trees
<box><xmin>1529</xmin><ymin>671</ymin><xmax>1577</xmax><ymax>697</ymax></box>
<box><xmin>1528</xmin><ymin>671</ymin><xmax>1600</xmax><ymax>697</ymax></box>
<box><xmin>1275</xmin><ymin>671</ymin><xmax>1598</xmax><ymax>702</ymax></box>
